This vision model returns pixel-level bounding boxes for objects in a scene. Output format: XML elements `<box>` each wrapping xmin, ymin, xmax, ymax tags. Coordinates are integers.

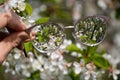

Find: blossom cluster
<box><xmin>2</xmin><ymin>39</ymin><xmax>120</xmax><ymax>80</ymax></box>
<box><xmin>2</xmin><ymin>40</ymin><xmax>72</xmax><ymax>80</ymax></box>
<box><xmin>0</xmin><ymin>0</ymin><xmax>26</xmax><ymax>13</ymax></box>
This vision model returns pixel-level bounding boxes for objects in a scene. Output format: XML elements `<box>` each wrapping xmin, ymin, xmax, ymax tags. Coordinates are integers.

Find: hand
<box><xmin>0</xmin><ymin>9</ymin><xmax>35</xmax><ymax>49</ymax></box>
<box><xmin>0</xmin><ymin>10</ymin><xmax>27</xmax><ymax>31</ymax></box>
<box><xmin>6</xmin><ymin>27</ymin><xmax>35</xmax><ymax>50</ymax></box>
<box><xmin>0</xmin><ymin>9</ymin><xmax>35</xmax><ymax>64</ymax></box>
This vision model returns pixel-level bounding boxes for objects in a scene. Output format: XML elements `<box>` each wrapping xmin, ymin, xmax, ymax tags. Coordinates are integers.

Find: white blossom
<box><xmin>0</xmin><ymin>0</ymin><xmax>26</xmax><ymax>13</ymax></box>
<box><xmin>60</xmin><ymin>39</ymin><xmax>72</xmax><ymax>49</ymax></box>
<box><xmin>104</xmin><ymin>43</ymin><xmax>120</xmax><ymax>80</ymax></box>
<box><xmin>84</xmin><ymin>62</ymin><xmax>97</xmax><ymax>80</ymax></box>
<box><xmin>109</xmin><ymin>67</ymin><xmax>120</xmax><ymax>80</ymax></box>
<box><xmin>73</xmin><ymin>60</ymin><xmax>85</xmax><ymax>74</ymax></box>
<box><xmin>112</xmin><ymin>70</ymin><xmax>120</xmax><ymax>80</ymax></box>
<box><xmin>97</xmin><ymin>0</ymin><xmax>107</xmax><ymax>10</ymax></box>
<box><xmin>17</xmin><ymin>0</ymin><xmax>26</xmax><ymax>11</ymax></box>
<box><xmin>14</xmin><ymin>53</ymin><xmax>21</xmax><ymax>59</ymax></box>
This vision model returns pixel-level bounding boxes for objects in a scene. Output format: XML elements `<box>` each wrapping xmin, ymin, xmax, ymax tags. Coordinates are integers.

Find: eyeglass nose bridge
<box><xmin>63</xmin><ymin>26</ymin><xmax>76</xmax><ymax>42</ymax></box>
<box><xmin>63</xmin><ymin>26</ymin><xmax>84</xmax><ymax>44</ymax></box>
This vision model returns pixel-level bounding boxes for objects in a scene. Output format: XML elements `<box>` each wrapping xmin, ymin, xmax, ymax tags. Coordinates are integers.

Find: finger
<box><xmin>6</xmin><ymin>27</ymin><xmax>16</xmax><ymax>33</ymax></box>
<box><xmin>25</xmin><ymin>36</ymin><xmax>36</xmax><ymax>42</ymax></box>
<box><xmin>7</xmin><ymin>10</ymin><xmax>27</xmax><ymax>31</ymax></box>
<box><xmin>0</xmin><ymin>12</ymin><xmax>8</xmax><ymax>29</ymax></box>
<box><xmin>0</xmin><ymin>32</ymin><xmax>9</xmax><ymax>41</ymax></box>
<box><xmin>7</xmin><ymin>27</ymin><xmax>24</xmax><ymax>50</ymax></box>
<box><xmin>30</xmin><ymin>30</ymin><xmax>36</xmax><ymax>36</ymax></box>
<box><xmin>25</xmin><ymin>30</ymin><xmax>36</xmax><ymax>42</ymax></box>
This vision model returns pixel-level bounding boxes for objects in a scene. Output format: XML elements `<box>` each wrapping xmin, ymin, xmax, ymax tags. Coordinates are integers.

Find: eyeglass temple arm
<box><xmin>24</xmin><ymin>24</ymin><xmax>40</xmax><ymax>34</ymax></box>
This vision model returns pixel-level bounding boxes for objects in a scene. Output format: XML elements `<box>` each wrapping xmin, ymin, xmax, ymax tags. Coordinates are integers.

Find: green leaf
<box><xmin>24</xmin><ymin>42</ymin><xmax>33</xmax><ymax>53</ymax></box>
<box><xmin>25</xmin><ymin>2</ymin><xmax>33</xmax><ymax>16</ymax></box>
<box><xmin>0</xmin><ymin>65</ymin><xmax>5</xmax><ymax>80</ymax></box>
<box><xmin>65</xmin><ymin>44</ymin><xmax>82</xmax><ymax>53</ymax></box>
<box><xmin>83</xmin><ymin>58</ymin><xmax>92</xmax><ymax>64</ymax></box>
<box><xmin>87</xmin><ymin>46</ymin><xmax>98</xmax><ymax>56</ymax></box>
<box><xmin>35</xmin><ymin>17</ymin><xmax>50</xmax><ymax>24</ymax></box>
<box><xmin>92</xmin><ymin>54</ymin><xmax>110</xmax><ymax>69</ymax></box>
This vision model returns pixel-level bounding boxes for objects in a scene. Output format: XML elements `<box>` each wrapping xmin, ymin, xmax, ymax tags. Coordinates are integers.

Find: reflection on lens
<box><xmin>74</xmin><ymin>16</ymin><xmax>107</xmax><ymax>46</ymax></box>
<box><xmin>32</xmin><ymin>23</ymin><xmax>65</xmax><ymax>53</ymax></box>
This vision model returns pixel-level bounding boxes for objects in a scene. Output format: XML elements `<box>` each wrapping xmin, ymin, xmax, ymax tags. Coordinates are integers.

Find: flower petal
<box><xmin>85</xmin><ymin>74</ymin><xmax>90</xmax><ymax>80</ymax></box>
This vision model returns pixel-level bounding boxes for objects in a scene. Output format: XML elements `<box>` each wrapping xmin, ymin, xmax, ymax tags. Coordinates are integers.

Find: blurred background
<box><xmin>0</xmin><ymin>0</ymin><xmax>120</xmax><ymax>80</ymax></box>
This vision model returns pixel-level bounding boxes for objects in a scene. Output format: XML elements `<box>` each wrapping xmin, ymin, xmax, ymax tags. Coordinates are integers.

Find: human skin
<box><xmin>0</xmin><ymin>10</ymin><xmax>35</xmax><ymax>64</ymax></box>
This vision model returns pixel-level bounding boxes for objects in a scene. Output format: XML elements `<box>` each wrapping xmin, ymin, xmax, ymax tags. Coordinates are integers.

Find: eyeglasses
<box><xmin>24</xmin><ymin>15</ymin><xmax>108</xmax><ymax>55</ymax></box>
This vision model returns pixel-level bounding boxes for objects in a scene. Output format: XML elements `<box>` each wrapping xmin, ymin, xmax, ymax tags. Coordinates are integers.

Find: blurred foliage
<box><xmin>0</xmin><ymin>65</ymin><xmax>5</xmax><ymax>80</ymax></box>
<box><xmin>39</xmin><ymin>0</ymin><xmax>73</xmax><ymax>25</ymax></box>
<box><xmin>24</xmin><ymin>42</ymin><xmax>33</xmax><ymax>53</ymax></box>
<box><xmin>66</xmin><ymin>44</ymin><xmax>82</xmax><ymax>53</ymax></box>
<box><xmin>35</xmin><ymin>17</ymin><xmax>50</xmax><ymax>24</ymax></box>
<box><xmin>25</xmin><ymin>2</ymin><xmax>33</xmax><ymax>16</ymax></box>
